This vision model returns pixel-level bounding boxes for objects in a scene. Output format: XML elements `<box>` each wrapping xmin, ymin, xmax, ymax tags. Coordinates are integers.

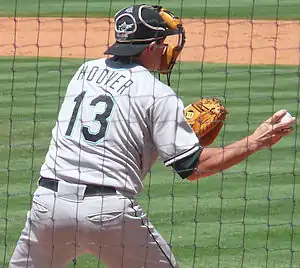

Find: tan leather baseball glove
<box><xmin>184</xmin><ymin>98</ymin><xmax>228</xmax><ymax>146</ymax></box>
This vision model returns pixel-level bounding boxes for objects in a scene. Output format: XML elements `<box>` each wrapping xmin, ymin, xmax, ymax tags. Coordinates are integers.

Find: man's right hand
<box><xmin>249</xmin><ymin>109</ymin><xmax>296</xmax><ymax>150</ymax></box>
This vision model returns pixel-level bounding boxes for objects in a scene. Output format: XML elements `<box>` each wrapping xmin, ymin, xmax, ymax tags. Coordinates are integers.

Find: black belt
<box><xmin>39</xmin><ymin>177</ymin><xmax>116</xmax><ymax>196</ymax></box>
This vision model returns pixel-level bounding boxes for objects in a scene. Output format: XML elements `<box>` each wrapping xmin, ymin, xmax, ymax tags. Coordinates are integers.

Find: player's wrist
<box><xmin>246</xmin><ymin>135</ymin><xmax>263</xmax><ymax>153</ymax></box>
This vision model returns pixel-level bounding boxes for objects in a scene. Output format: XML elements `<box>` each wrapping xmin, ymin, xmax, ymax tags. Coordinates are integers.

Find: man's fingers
<box><xmin>277</xmin><ymin>128</ymin><xmax>293</xmax><ymax>136</ymax></box>
<box><xmin>268</xmin><ymin>129</ymin><xmax>293</xmax><ymax>146</ymax></box>
<box><xmin>273</xmin><ymin>116</ymin><xmax>296</xmax><ymax>132</ymax></box>
<box><xmin>265</xmin><ymin>109</ymin><xmax>287</xmax><ymax>124</ymax></box>
<box><xmin>265</xmin><ymin>109</ymin><xmax>296</xmax><ymax>132</ymax></box>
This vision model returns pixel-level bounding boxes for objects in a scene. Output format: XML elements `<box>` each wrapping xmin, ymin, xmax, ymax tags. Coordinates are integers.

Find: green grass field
<box><xmin>0</xmin><ymin>57</ymin><xmax>299</xmax><ymax>267</ymax></box>
<box><xmin>0</xmin><ymin>0</ymin><xmax>299</xmax><ymax>19</ymax></box>
<box><xmin>1</xmin><ymin>0</ymin><xmax>300</xmax><ymax>267</ymax></box>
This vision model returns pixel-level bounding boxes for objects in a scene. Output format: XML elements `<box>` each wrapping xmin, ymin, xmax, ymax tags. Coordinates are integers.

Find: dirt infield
<box><xmin>0</xmin><ymin>17</ymin><xmax>299</xmax><ymax>65</ymax></box>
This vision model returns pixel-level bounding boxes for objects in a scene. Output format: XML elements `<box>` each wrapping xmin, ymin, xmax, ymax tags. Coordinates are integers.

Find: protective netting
<box><xmin>1</xmin><ymin>0</ymin><xmax>300</xmax><ymax>267</ymax></box>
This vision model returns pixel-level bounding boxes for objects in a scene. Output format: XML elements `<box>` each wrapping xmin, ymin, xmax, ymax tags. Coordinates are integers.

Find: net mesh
<box><xmin>1</xmin><ymin>0</ymin><xmax>300</xmax><ymax>267</ymax></box>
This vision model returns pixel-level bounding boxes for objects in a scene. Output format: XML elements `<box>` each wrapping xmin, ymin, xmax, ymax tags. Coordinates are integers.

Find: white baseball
<box><xmin>280</xmin><ymin>111</ymin><xmax>293</xmax><ymax>123</ymax></box>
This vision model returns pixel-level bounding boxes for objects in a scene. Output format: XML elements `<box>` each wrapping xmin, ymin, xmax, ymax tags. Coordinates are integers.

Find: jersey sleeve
<box><xmin>148</xmin><ymin>94</ymin><xmax>202</xmax><ymax>167</ymax></box>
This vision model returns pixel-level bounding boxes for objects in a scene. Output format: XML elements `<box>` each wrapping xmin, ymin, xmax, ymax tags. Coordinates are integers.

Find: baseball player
<box><xmin>9</xmin><ymin>4</ymin><xmax>296</xmax><ymax>268</ymax></box>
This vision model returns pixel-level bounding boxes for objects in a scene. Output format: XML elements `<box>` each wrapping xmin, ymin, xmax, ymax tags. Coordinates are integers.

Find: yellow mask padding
<box><xmin>158</xmin><ymin>7</ymin><xmax>185</xmax><ymax>75</ymax></box>
<box><xmin>159</xmin><ymin>8</ymin><xmax>181</xmax><ymax>30</ymax></box>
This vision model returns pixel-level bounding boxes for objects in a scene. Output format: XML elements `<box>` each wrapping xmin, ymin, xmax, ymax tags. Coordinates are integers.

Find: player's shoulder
<box><xmin>132</xmin><ymin>68</ymin><xmax>176</xmax><ymax>97</ymax></box>
<box><xmin>77</xmin><ymin>58</ymin><xmax>106</xmax><ymax>68</ymax></box>
<box><xmin>153</xmin><ymin>79</ymin><xmax>175</xmax><ymax>98</ymax></box>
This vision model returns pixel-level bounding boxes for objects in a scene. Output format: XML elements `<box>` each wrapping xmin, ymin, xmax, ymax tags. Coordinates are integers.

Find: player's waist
<box><xmin>38</xmin><ymin>176</ymin><xmax>117</xmax><ymax>196</ymax></box>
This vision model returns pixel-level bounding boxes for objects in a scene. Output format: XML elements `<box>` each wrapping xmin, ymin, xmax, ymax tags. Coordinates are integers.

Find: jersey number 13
<box><xmin>65</xmin><ymin>91</ymin><xmax>115</xmax><ymax>144</ymax></box>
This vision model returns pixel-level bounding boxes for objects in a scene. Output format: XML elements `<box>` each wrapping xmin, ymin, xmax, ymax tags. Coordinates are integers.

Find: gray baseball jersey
<box><xmin>40</xmin><ymin>58</ymin><xmax>201</xmax><ymax>195</ymax></box>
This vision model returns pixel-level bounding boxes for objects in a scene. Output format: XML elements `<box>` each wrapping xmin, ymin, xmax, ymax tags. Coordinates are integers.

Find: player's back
<box><xmin>40</xmin><ymin>57</ymin><xmax>175</xmax><ymax>194</ymax></box>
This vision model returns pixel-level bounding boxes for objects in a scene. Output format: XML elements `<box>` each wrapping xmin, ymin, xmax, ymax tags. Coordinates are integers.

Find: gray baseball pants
<box><xmin>9</xmin><ymin>180</ymin><xmax>178</xmax><ymax>268</ymax></box>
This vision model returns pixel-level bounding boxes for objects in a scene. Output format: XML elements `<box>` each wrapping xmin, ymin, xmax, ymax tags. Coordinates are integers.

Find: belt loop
<box><xmin>57</xmin><ymin>180</ymin><xmax>86</xmax><ymax>201</ymax></box>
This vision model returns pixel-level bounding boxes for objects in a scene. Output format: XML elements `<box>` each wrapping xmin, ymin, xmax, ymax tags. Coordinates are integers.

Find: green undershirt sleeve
<box><xmin>171</xmin><ymin>147</ymin><xmax>202</xmax><ymax>179</ymax></box>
